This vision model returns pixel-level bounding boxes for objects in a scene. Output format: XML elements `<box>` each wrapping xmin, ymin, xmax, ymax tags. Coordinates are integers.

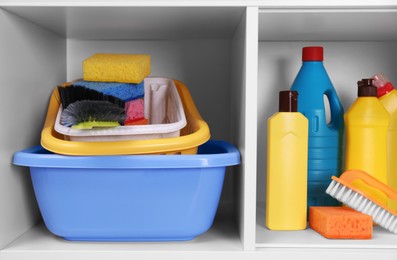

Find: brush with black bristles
<box><xmin>58</xmin><ymin>86</ymin><xmax>125</xmax><ymax>110</ymax></box>
<box><xmin>61</xmin><ymin>100</ymin><xmax>126</xmax><ymax>129</ymax></box>
<box><xmin>57</xmin><ymin>86</ymin><xmax>126</xmax><ymax>129</ymax></box>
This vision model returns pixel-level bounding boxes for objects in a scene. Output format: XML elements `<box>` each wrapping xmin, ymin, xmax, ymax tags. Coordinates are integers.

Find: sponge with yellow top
<box><xmin>83</xmin><ymin>53</ymin><xmax>151</xmax><ymax>84</ymax></box>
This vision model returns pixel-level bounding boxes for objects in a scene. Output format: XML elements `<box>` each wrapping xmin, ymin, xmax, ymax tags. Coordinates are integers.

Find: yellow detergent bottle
<box><xmin>345</xmin><ymin>79</ymin><xmax>389</xmax><ymax>184</ymax></box>
<box><xmin>266</xmin><ymin>91</ymin><xmax>308</xmax><ymax>230</ymax></box>
<box><xmin>373</xmin><ymin>73</ymin><xmax>397</xmax><ymax>190</ymax></box>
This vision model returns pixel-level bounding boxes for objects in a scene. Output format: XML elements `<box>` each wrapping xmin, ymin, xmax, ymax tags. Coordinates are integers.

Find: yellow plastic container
<box><xmin>266</xmin><ymin>91</ymin><xmax>308</xmax><ymax>230</ymax></box>
<box><xmin>41</xmin><ymin>79</ymin><xmax>210</xmax><ymax>155</ymax></box>
<box><xmin>344</xmin><ymin>79</ymin><xmax>389</xmax><ymax>184</ymax></box>
<box><xmin>373</xmin><ymin>73</ymin><xmax>397</xmax><ymax>190</ymax></box>
<box><xmin>379</xmin><ymin>91</ymin><xmax>397</xmax><ymax>188</ymax></box>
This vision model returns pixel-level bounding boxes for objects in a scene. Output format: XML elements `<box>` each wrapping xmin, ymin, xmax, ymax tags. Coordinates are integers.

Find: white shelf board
<box><xmin>1</xmin><ymin>0</ymin><xmax>397</xmax><ymax>8</ymax></box>
<box><xmin>256</xmin><ymin>205</ymin><xmax>397</xmax><ymax>249</ymax></box>
<box><xmin>255</xmin><ymin>248</ymin><xmax>397</xmax><ymax>260</ymax></box>
<box><xmin>1</xmin><ymin>218</ymin><xmax>242</xmax><ymax>259</ymax></box>
<box><xmin>1</xmin><ymin>6</ymin><xmax>244</xmax><ymax>40</ymax></box>
<box><xmin>259</xmin><ymin>9</ymin><xmax>397</xmax><ymax>41</ymax></box>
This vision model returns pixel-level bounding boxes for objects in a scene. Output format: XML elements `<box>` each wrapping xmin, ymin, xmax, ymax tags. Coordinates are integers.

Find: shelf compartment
<box><xmin>0</xmin><ymin>3</ymin><xmax>253</xmax><ymax>254</ymax></box>
<box><xmin>259</xmin><ymin>8</ymin><xmax>397</xmax><ymax>41</ymax></box>
<box><xmin>1</xmin><ymin>218</ymin><xmax>242</xmax><ymax>260</ymax></box>
<box><xmin>2</xmin><ymin>6</ymin><xmax>245</xmax><ymax>40</ymax></box>
<box><xmin>257</xmin><ymin>8</ymin><xmax>397</xmax><ymax>251</ymax></box>
<box><xmin>256</xmin><ymin>205</ymin><xmax>397</xmax><ymax>249</ymax></box>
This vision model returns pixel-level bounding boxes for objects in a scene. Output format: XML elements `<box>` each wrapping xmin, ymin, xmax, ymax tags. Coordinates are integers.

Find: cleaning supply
<box><xmin>326</xmin><ymin>170</ymin><xmax>397</xmax><ymax>234</ymax></box>
<box><xmin>42</xmin><ymin>79</ymin><xmax>209</xmax><ymax>155</ymax></box>
<box><xmin>83</xmin><ymin>53</ymin><xmax>151</xmax><ymax>84</ymax></box>
<box><xmin>72</xmin><ymin>80</ymin><xmax>144</xmax><ymax>102</ymax></box>
<box><xmin>290</xmin><ymin>46</ymin><xmax>344</xmax><ymax>209</ymax></box>
<box><xmin>125</xmin><ymin>98</ymin><xmax>145</xmax><ymax>123</ymax></box>
<box><xmin>372</xmin><ymin>73</ymin><xmax>397</xmax><ymax>189</ymax></box>
<box><xmin>70</xmin><ymin>81</ymin><xmax>145</xmax><ymax>125</ymax></box>
<box><xmin>61</xmin><ymin>100</ymin><xmax>126</xmax><ymax>129</ymax></box>
<box><xmin>125</xmin><ymin>118</ymin><xmax>148</xmax><ymax>126</ymax></box>
<box><xmin>266</xmin><ymin>90</ymin><xmax>308</xmax><ymax>230</ymax></box>
<box><xmin>54</xmin><ymin>77</ymin><xmax>187</xmax><ymax>142</ymax></box>
<box><xmin>344</xmin><ymin>79</ymin><xmax>389</xmax><ymax>184</ymax></box>
<box><xmin>57</xmin><ymin>85</ymin><xmax>125</xmax><ymax>110</ymax></box>
<box><xmin>59</xmin><ymin>83</ymin><xmax>146</xmax><ymax>126</ymax></box>
<box><xmin>57</xmin><ymin>86</ymin><xmax>126</xmax><ymax>129</ymax></box>
<box><xmin>309</xmin><ymin>206</ymin><xmax>372</xmax><ymax>239</ymax></box>
<box><xmin>12</xmin><ymin>140</ymin><xmax>240</xmax><ymax>241</ymax></box>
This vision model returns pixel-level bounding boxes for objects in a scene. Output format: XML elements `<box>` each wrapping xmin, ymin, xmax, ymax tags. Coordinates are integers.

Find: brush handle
<box><xmin>333</xmin><ymin>170</ymin><xmax>397</xmax><ymax>212</ymax></box>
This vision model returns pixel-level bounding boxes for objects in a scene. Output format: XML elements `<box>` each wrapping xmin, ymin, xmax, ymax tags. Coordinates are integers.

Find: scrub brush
<box><xmin>61</xmin><ymin>100</ymin><xmax>126</xmax><ymax>129</ymax></box>
<box><xmin>57</xmin><ymin>86</ymin><xmax>126</xmax><ymax>129</ymax></box>
<box><xmin>326</xmin><ymin>170</ymin><xmax>397</xmax><ymax>234</ymax></box>
<box><xmin>57</xmin><ymin>86</ymin><xmax>125</xmax><ymax>110</ymax></box>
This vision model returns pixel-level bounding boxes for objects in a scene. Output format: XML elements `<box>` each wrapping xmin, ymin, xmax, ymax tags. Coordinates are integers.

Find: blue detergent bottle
<box><xmin>290</xmin><ymin>46</ymin><xmax>344</xmax><ymax>210</ymax></box>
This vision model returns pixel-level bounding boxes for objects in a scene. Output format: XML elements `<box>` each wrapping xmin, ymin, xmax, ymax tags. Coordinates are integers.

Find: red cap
<box><xmin>377</xmin><ymin>82</ymin><xmax>394</xmax><ymax>97</ymax></box>
<box><xmin>302</xmin><ymin>46</ymin><xmax>323</xmax><ymax>61</ymax></box>
<box><xmin>372</xmin><ymin>73</ymin><xmax>395</xmax><ymax>97</ymax></box>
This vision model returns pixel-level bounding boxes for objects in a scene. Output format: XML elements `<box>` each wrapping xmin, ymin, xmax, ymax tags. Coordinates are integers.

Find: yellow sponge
<box><xmin>83</xmin><ymin>53</ymin><xmax>151</xmax><ymax>83</ymax></box>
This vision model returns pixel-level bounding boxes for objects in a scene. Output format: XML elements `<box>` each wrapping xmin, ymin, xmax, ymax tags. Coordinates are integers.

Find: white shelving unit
<box><xmin>1</xmin><ymin>1</ymin><xmax>397</xmax><ymax>259</ymax></box>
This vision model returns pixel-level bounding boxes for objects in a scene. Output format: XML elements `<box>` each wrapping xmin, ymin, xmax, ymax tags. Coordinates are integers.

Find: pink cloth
<box><xmin>125</xmin><ymin>98</ymin><xmax>144</xmax><ymax>122</ymax></box>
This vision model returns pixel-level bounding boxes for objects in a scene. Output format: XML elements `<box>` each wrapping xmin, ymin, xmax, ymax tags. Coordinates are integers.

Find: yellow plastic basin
<box><xmin>41</xmin><ymin>79</ymin><xmax>210</xmax><ymax>155</ymax></box>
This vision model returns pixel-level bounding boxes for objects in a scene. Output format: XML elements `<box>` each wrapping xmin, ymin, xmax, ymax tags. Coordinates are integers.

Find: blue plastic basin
<box><xmin>13</xmin><ymin>140</ymin><xmax>240</xmax><ymax>241</ymax></box>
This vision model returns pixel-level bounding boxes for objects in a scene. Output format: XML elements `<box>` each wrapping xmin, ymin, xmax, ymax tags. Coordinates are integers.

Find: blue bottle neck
<box><xmin>301</xmin><ymin>61</ymin><xmax>324</xmax><ymax>67</ymax></box>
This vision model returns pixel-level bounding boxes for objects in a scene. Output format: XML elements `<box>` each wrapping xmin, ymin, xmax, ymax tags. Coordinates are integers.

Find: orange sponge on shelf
<box><xmin>309</xmin><ymin>206</ymin><xmax>372</xmax><ymax>239</ymax></box>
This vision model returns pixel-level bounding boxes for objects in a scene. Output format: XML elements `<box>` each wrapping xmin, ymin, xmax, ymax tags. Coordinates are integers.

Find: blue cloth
<box><xmin>72</xmin><ymin>80</ymin><xmax>144</xmax><ymax>101</ymax></box>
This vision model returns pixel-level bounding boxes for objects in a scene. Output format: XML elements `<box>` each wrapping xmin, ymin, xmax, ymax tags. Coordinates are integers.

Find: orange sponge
<box><xmin>309</xmin><ymin>206</ymin><xmax>372</xmax><ymax>239</ymax></box>
<box><xmin>125</xmin><ymin>118</ymin><xmax>148</xmax><ymax>126</ymax></box>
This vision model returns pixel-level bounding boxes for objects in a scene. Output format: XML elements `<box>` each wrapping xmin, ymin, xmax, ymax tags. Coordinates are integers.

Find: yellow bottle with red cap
<box><xmin>373</xmin><ymin>73</ymin><xmax>397</xmax><ymax>189</ymax></box>
<box><xmin>344</xmin><ymin>79</ymin><xmax>389</xmax><ymax>184</ymax></box>
<box><xmin>266</xmin><ymin>90</ymin><xmax>308</xmax><ymax>230</ymax></box>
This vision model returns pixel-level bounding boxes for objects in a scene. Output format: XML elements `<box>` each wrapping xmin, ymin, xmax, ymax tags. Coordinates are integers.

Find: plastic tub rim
<box><xmin>13</xmin><ymin>140</ymin><xmax>241</xmax><ymax>169</ymax></box>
